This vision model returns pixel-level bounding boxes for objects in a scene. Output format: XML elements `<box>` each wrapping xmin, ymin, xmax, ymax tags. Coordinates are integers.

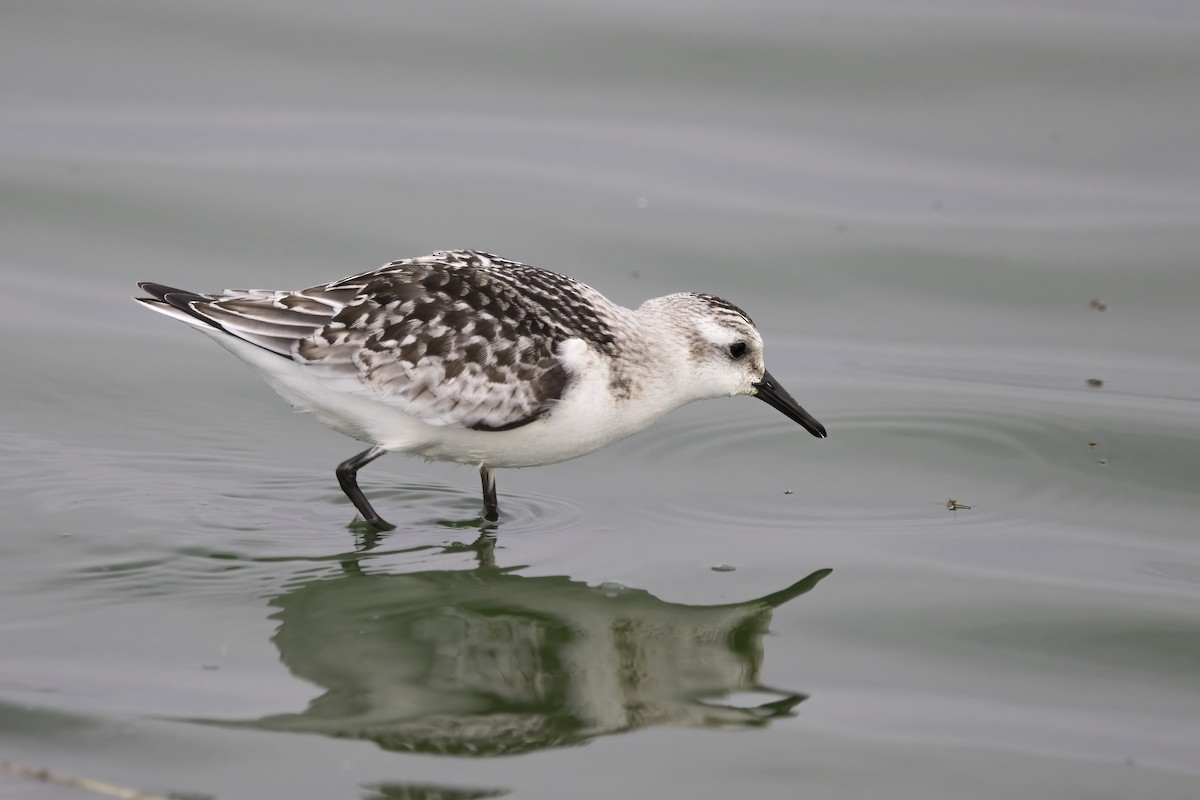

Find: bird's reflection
<box><xmin>223</xmin><ymin>538</ymin><xmax>830</xmax><ymax>756</ymax></box>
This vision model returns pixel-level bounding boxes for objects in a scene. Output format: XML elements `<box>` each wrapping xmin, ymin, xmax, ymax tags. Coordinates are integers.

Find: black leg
<box><xmin>336</xmin><ymin>446</ymin><xmax>394</xmax><ymax>530</ymax></box>
<box><xmin>480</xmin><ymin>466</ymin><xmax>499</xmax><ymax>522</ymax></box>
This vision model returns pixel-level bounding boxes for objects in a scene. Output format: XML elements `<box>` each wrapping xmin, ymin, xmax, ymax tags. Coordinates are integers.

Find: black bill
<box><xmin>753</xmin><ymin>370</ymin><xmax>827</xmax><ymax>438</ymax></box>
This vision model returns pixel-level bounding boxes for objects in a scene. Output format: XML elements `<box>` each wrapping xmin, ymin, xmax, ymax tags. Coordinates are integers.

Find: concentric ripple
<box><xmin>331</xmin><ymin>480</ymin><xmax>589</xmax><ymax>538</ymax></box>
<box><xmin>612</xmin><ymin>363</ymin><xmax>1188</xmax><ymax>536</ymax></box>
<box><xmin>68</xmin><ymin>472</ymin><xmax>590</xmax><ymax>603</ymax></box>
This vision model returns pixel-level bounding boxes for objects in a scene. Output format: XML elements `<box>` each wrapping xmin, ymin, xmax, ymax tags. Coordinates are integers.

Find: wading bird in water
<box><xmin>137</xmin><ymin>250</ymin><xmax>826</xmax><ymax>529</ymax></box>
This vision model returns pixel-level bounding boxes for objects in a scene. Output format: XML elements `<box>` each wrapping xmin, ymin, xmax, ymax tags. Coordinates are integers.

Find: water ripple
<box><xmin>614</xmin><ymin>397</ymin><xmax>1137</xmax><ymax>534</ymax></box>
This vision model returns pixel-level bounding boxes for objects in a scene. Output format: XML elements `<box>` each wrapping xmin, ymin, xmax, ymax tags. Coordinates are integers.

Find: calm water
<box><xmin>3</xmin><ymin>2</ymin><xmax>1199</xmax><ymax>798</ymax></box>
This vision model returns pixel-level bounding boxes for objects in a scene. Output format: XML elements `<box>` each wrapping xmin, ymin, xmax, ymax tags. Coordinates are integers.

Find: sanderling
<box><xmin>136</xmin><ymin>250</ymin><xmax>826</xmax><ymax>529</ymax></box>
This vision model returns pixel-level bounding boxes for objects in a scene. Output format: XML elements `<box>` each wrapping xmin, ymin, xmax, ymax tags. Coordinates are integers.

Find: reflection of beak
<box><xmin>752</xmin><ymin>370</ymin><xmax>827</xmax><ymax>438</ymax></box>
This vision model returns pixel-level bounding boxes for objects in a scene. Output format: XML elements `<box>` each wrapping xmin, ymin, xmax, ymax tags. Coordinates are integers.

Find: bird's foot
<box><xmin>348</xmin><ymin>515</ymin><xmax>396</xmax><ymax>533</ymax></box>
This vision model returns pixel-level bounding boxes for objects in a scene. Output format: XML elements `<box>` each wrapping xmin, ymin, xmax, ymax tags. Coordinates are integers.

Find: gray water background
<box><xmin>2</xmin><ymin>1</ymin><xmax>1199</xmax><ymax>798</ymax></box>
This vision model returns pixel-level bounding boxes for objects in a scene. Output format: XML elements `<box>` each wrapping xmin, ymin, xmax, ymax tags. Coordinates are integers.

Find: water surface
<box><xmin>2</xmin><ymin>2</ymin><xmax>1199</xmax><ymax>798</ymax></box>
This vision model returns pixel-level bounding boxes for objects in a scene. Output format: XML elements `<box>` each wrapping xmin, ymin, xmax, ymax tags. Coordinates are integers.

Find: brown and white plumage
<box><xmin>136</xmin><ymin>250</ymin><xmax>826</xmax><ymax>528</ymax></box>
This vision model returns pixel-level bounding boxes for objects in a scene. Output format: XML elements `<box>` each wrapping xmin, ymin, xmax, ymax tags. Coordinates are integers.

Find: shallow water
<box><xmin>3</xmin><ymin>2</ymin><xmax>1200</xmax><ymax>798</ymax></box>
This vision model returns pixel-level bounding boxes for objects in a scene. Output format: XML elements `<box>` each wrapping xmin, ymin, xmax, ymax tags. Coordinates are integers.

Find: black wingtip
<box><xmin>137</xmin><ymin>282</ymin><xmax>202</xmax><ymax>307</ymax></box>
<box><xmin>137</xmin><ymin>282</ymin><xmax>175</xmax><ymax>301</ymax></box>
<box><xmin>135</xmin><ymin>282</ymin><xmax>219</xmax><ymax>320</ymax></box>
<box><xmin>134</xmin><ymin>282</ymin><xmax>231</xmax><ymax>336</ymax></box>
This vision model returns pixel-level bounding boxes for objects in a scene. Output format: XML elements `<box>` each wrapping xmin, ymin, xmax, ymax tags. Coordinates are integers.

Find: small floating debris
<box><xmin>1089</xmin><ymin>299</ymin><xmax>1107</xmax><ymax>311</ymax></box>
<box><xmin>1086</xmin><ymin>378</ymin><xmax>1104</xmax><ymax>388</ymax></box>
<box><xmin>783</xmin><ymin>490</ymin><xmax>794</xmax><ymax>495</ymax></box>
<box><xmin>0</xmin><ymin>759</ymin><xmax>172</xmax><ymax>800</ymax></box>
<box><xmin>1088</xmin><ymin>441</ymin><xmax>1098</xmax><ymax>449</ymax></box>
<box><xmin>711</xmin><ymin>564</ymin><xmax>736</xmax><ymax>573</ymax></box>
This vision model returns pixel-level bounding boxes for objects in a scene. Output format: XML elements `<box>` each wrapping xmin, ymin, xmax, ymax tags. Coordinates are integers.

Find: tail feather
<box><xmin>134</xmin><ymin>281</ymin><xmax>344</xmax><ymax>359</ymax></box>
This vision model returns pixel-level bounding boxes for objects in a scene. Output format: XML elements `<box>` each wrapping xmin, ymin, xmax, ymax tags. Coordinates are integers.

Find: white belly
<box><xmin>208</xmin><ymin>330</ymin><xmax>677</xmax><ymax>469</ymax></box>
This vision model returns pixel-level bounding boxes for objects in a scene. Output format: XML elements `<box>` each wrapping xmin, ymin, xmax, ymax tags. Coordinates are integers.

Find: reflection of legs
<box><xmin>335</xmin><ymin>446</ymin><xmax>394</xmax><ymax>530</ymax></box>
<box><xmin>480</xmin><ymin>466</ymin><xmax>499</xmax><ymax>522</ymax></box>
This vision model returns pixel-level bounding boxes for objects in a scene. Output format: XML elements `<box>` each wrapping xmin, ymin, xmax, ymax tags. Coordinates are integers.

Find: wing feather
<box><xmin>299</xmin><ymin>257</ymin><xmax>576</xmax><ymax>430</ymax></box>
<box><xmin>140</xmin><ymin>251</ymin><xmax>604</xmax><ymax>431</ymax></box>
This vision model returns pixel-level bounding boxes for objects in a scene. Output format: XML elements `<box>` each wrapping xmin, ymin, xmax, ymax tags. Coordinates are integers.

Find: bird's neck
<box><xmin>614</xmin><ymin>297</ymin><xmax>707</xmax><ymax>405</ymax></box>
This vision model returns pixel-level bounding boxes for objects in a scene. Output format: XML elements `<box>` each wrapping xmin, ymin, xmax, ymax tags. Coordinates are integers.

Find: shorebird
<box><xmin>136</xmin><ymin>250</ymin><xmax>826</xmax><ymax>529</ymax></box>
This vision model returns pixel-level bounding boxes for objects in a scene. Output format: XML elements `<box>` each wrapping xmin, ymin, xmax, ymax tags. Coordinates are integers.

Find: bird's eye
<box><xmin>728</xmin><ymin>342</ymin><xmax>747</xmax><ymax>359</ymax></box>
